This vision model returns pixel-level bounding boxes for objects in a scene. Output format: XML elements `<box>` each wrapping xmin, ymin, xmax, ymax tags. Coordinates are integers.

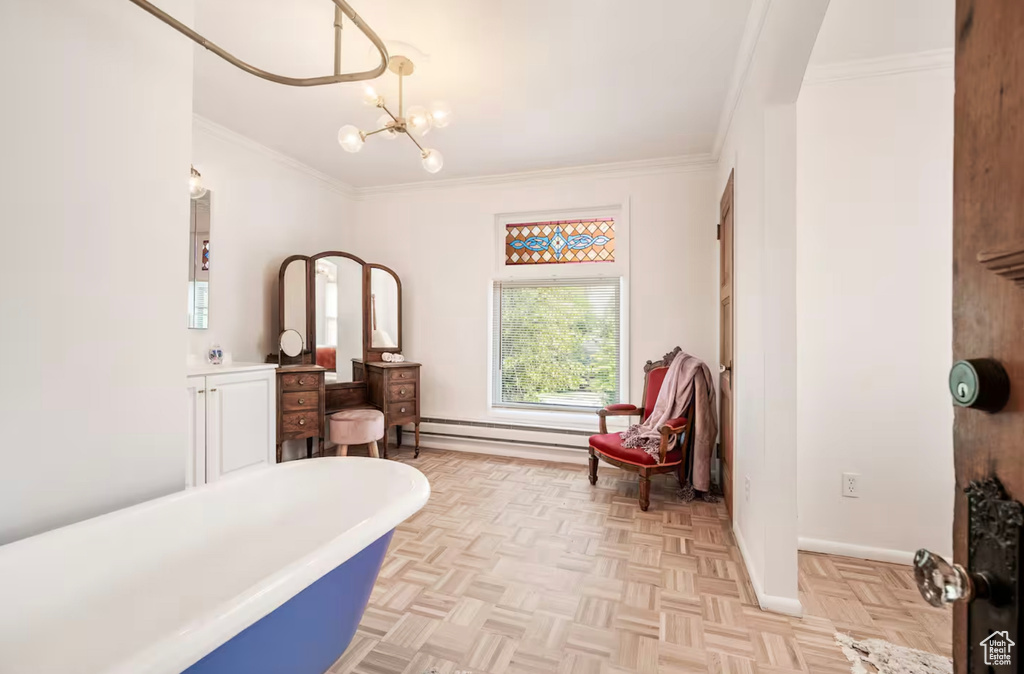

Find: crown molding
<box><xmin>711</xmin><ymin>0</ymin><xmax>774</xmax><ymax>160</ymax></box>
<box><xmin>355</xmin><ymin>153</ymin><xmax>717</xmax><ymax>199</ymax></box>
<box><xmin>802</xmin><ymin>48</ymin><xmax>954</xmax><ymax>86</ymax></box>
<box><xmin>192</xmin><ymin>114</ymin><xmax>359</xmax><ymax>199</ymax></box>
<box><xmin>191</xmin><ymin>115</ymin><xmax>715</xmax><ymax>200</ymax></box>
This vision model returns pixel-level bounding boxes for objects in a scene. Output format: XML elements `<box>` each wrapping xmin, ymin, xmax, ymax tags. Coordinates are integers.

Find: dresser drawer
<box><xmin>390</xmin><ymin>405</ymin><xmax>417</xmax><ymax>426</ymax></box>
<box><xmin>389</xmin><ymin>368</ymin><xmax>417</xmax><ymax>382</ymax></box>
<box><xmin>388</xmin><ymin>381</ymin><xmax>417</xmax><ymax>402</ymax></box>
<box><xmin>281</xmin><ymin>410</ymin><xmax>318</xmax><ymax>437</ymax></box>
<box><xmin>281</xmin><ymin>372</ymin><xmax>320</xmax><ymax>391</ymax></box>
<box><xmin>282</xmin><ymin>391</ymin><xmax>318</xmax><ymax>412</ymax></box>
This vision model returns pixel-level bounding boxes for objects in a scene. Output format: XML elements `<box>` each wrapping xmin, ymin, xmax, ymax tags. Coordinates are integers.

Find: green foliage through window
<box><xmin>493</xmin><ymin>279</ymin><xmax>620</xmax><ymax>409</ymax></box>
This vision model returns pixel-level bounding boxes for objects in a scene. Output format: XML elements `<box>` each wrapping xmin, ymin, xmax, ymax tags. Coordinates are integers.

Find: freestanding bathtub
<box><xmin>0</xmin><ymin>457</ymin><xmax>429</xmax><ymax>674</ymax></box>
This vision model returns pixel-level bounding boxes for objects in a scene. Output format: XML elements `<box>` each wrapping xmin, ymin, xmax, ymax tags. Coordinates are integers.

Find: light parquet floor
<box><xmin>330</xmin><ymin>447</ymin><xmax>951</xmax><ymax>674</ymax></box>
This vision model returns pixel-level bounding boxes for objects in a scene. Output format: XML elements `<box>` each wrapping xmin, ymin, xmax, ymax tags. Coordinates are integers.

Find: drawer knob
<box><xmin>401</xmin><ymin>407</ymin><xmax>407</xmax><ymax>413</ymax></box>
<box><xmin>400</xmin><ymin>388</ymin><xmax>406</xmax><ymax>395</ymax></box>
<box><xmin>298</xmin><ymin>418</ymin><xmax>306</xmax><ymax>426</ymax></box>
<box><xmin>298</xmin><ymin>377</ymin><xmax>306</xmax><ymax>385</ymax></box>
<box><xmin>298</xmin><ymin>398</ymin><xmax>305</xmax><ymax>405</ymax></box>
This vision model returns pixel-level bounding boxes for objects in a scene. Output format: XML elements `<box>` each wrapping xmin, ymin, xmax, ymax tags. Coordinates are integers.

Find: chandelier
<box><xmin>337</xmin><ymin>56</ymin><xmax>451</xmax><ymax>174</ymax></box>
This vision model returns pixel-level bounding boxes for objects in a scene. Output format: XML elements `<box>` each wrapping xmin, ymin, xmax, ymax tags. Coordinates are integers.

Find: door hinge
<box><xmin>717</xmin><ymin>223</ymin><xmax>721</xmax><ymax>240</ymax></box>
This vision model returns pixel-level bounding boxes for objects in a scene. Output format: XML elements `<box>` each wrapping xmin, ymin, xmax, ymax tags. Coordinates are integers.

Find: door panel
<box><xmin>720</xmin><ymin>371</ymin><xmax>733</xmax><ymax>515</ymax></box>
<box><xmin>720</xmin><ymin>170</ymin><xmax>735</xmax><ymax>518</ymax></box>
<box><xmin>185</xmin><ymin>376</ymin><xmax>205</xmax><ymax>488</ymax></box>
<box><xmin>206</xmin><ymin>371</ymin><xmax>274</xmax><ymax>482</ymax></box>
<box><xmin>949</xmin><ymin>2</ymin><xmax>1024</xmax><ymax>670</ymax></box>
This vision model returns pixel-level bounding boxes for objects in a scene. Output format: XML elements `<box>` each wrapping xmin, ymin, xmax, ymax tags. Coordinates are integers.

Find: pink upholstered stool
<box><xmin>329</xmin><ymin>409</ymin><xmax>385</xmax><ymax>458</ymax></box>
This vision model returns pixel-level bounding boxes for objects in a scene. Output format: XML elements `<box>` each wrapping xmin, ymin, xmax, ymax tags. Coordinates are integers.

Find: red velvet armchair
<box><xmin>588</xmin><ymin>347</ymin><xmax>694</xmax><ymax>511</ymax></box>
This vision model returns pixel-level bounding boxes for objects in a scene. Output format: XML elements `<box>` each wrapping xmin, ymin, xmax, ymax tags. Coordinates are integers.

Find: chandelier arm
<box><xmin>363</xmin><ymin>126</ymin><xmax>393</xmax><ymax>138</ymax></box>
<box><xmin>405</xmin><ymin>132</ymin><xmax>426</xmax><ymax>155</ymax></box>
<box><xmin>380</xmin><ymin>105</ymin><xmax>400</xmax><ymax>123</ymax></box>
<box><xmin>125</xmin><ymin>0</ymin><xmax>389</xmax><ymax>86</ymax></box>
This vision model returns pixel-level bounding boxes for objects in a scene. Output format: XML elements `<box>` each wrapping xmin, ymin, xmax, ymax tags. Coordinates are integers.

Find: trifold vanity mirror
<box><xmin>276</xmin><ymin>251</ymin><xmax>418</xmax><ymax>459</ymax></box>
<box><xmin>277</xmin><ymin>252</ymin><xmax>402</xmax><ymax>377</ymax></box>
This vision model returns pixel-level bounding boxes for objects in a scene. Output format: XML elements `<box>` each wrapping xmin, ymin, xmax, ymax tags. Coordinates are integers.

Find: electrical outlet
<box><xmin>744</xmin><ymin>476</ymin><xmax>751</xmax><ymax>503</ymax></box>
<box><xmin>842</xmin><ymin>472</ymin><xmax>860</xmax><ymax>498</ymax></box>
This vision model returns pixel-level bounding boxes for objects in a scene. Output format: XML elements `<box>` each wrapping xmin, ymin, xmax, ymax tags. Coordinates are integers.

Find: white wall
<box><xmin>189</xmin><ymin>118</ymin><xmax>356</xmax><ymax>363</ymax></box>
<box><xmin>714</xmin><ymin>0</ymin><xmax>828</xmax><ymax>613</ymax></box>
<box><xmin>0</xmin><ymin>0</ymin><xmax>194</xmax><ymax>543</ymax></box>
<box><xmin>796</xmin><ymin>66</ymin><xmax>955</xmax><ymax>562</ymax></box>
<box><xmin>349</xmin><ymin>168</ymin><xmax>720</xmax><ymax>428</ymax></box>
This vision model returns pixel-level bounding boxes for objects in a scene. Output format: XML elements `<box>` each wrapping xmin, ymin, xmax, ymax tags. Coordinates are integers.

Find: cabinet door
<box><xmin>185</xmin><ymin>376</ymin><xmax>206</xmax><ymax>487</ymax></box>
<box><xmin>205</xmin><ymin>370</ymin><xmax>275</xmax><ymax>482</ymax></box>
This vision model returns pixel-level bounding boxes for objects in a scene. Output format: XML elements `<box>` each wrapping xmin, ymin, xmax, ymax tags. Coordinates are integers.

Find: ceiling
<box><xmin>192</xmin><ymin>0</ymin><xmax>753</xmax><ymax>188</ymax></box>
<box><xmin>809</xmin><ymin>0</ymin><xmax>953</xmax><ymax>65</ymax></box>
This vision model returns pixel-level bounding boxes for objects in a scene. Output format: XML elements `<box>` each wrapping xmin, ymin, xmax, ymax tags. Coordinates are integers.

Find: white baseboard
<box><xmin>417</xmin><ymin>433</ymin><xmax>590</xmax><ymax>466</ymax></box>
<box><xmin>733</xmin><ymin>523</ymin><xmax>803</xmax><ymax>617</ymax></box>
<box><xmin>798</xmin><ymin>537</ymin><xmax>922</xmax><ymax>566</ymax></box>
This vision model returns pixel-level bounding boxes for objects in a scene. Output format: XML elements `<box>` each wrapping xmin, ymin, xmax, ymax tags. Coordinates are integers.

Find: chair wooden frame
<box><xmin>589</xmin><ymin>346</ymin><xmax>694</xmax><ymax>511</ymax></box>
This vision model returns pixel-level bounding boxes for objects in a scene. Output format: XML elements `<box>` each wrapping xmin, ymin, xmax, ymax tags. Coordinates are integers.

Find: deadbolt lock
<box><xmin>949</xmin><ymin>358</ymin><xmax>1010</xmax><ymax>413</ymax></box>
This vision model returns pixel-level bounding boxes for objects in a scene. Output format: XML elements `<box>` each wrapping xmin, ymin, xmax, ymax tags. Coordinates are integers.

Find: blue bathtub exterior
<box><xmin>183</xmin><ymin>531</ymin><xmax>394</xmax><ymax>674</ymax></box>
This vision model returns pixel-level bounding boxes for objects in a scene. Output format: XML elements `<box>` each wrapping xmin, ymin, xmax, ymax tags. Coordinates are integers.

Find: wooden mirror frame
<box><xmin>277</xmin><ymin>255</ymin><xmax>312</xmax><ymax>365</ymax></box>
<box><xmin>365</xmin><ymin>263</ymin><xmax>403</xmax><ymax>358</ymax></box>
<box><xmin>276</xmin><ymin>251</ymin><xmax>404</xmax><ymax>370</ymax></box>
<box><xmin>307</xmin><ymin>251</ymin><xmax>369</xmax><ymax>369</ymax></box>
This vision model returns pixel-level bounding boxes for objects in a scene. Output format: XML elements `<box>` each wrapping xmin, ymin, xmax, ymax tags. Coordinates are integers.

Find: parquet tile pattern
<box><xmin>330</xmin><ymin>448</ymin><xmax>951</xmax><ymax>674</ymax></box>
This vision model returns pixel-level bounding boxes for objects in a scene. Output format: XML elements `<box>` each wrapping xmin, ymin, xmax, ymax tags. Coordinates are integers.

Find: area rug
<box><xmin>835</xmin><ymin>633</ymin><xmax>952</xmax><ymax>674</ymax></box>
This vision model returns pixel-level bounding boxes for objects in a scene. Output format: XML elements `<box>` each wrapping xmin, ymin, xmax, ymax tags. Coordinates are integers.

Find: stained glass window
<box><xmin>505</xmin><ymin>218</ymin><xmax>614</xmax><ymax>266</ymax></box>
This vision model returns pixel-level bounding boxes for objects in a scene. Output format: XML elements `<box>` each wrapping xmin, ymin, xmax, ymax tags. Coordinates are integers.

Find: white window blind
<box><xmin>492</xmin><ymin>277</ymin><xmax>621</xmax><ymax>410</ymax></box>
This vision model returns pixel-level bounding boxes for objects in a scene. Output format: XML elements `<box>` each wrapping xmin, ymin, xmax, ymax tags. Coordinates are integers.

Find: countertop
<box><xmin>186</xmin><ymin>361</ymin><xmax>278</xmax><ymax>377</ymax></box>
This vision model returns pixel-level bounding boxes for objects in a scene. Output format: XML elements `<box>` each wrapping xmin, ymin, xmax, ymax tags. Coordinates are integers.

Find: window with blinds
<box><xmin>492</xmin><ymin>277</ymin><xmax>622</xmax><ymax>410</ymax></box>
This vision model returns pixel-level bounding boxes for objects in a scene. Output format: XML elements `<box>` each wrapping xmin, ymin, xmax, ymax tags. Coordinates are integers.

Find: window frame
<box><xmin>488</xmin><ymin>203</ymin><xmax>630</xmax><ymax>418</ymax></box>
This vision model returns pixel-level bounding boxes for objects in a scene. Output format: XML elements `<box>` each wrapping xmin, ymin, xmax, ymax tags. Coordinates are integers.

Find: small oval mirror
<box><xmin>280</xmin><ymin>329</ymin><xmax>303</xmax><ymax>358</ymax></box>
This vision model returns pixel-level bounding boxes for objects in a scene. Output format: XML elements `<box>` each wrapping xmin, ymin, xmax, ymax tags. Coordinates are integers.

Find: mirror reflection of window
<box><xmin>315</xmin><ymin>257</ymin><xmax>363</xmax><ymax>383</ymax></box>
<box><xmin>188</xmin><ymin>192</ymin><xmax>211</xmax><ymax>330</ymax></box>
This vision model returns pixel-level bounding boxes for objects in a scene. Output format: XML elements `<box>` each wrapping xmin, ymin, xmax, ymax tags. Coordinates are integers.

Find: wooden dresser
<box><xmin>275</xmin><ymin>364</ymin><xmax>326</xmax><ymax>462</ymax></box>
<box><xmin>352</xmin><ymin>359</ymin><xmax>421</xmax><ymax>458</ymax></box>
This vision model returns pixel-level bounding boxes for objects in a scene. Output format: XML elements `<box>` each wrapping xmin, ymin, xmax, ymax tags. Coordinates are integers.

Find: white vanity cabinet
<box><xmin>186</xmin><ymin>364</ymin><xmax>276</xmax><ymax>487</ymax></box>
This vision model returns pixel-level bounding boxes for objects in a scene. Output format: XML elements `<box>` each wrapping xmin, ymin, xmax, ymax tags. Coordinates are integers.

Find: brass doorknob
<box><xmin>914</xmin><ymin>549</ymin><xmax>990</xmax><ymax>606</ymax></box>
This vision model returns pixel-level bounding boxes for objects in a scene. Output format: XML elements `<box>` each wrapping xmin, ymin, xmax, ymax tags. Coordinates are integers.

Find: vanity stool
<box><xmin>329</xmin><ymin>409</ymin><xmax>385</xmax><ymax>458</ymax></box>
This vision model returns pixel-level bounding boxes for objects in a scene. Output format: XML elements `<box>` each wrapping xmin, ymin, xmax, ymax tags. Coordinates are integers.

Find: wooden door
<box><xmin>719</xmin><ymin>170</ymin><xmax>734</xmax><ymax>517</ymax></box>
<box><xmin>949</xmin><ymin>1</ymin><xmax>1024</xmax><ymax>670</ymax></box>
<box><xmin>205</xmin><ymin>371</ymin><xmax>275</xmax><ymax>482</ymax></box>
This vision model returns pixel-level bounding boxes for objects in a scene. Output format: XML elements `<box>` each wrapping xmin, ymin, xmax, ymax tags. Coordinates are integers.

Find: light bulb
<box><xmin>189</xmin><ymin>166</ymin><xmax>207</xmax><ymax>199</ymax></box>
<box><xmin>337</xmin><ymin>125</ymin><xmax>365</xmax><ymax>153</ymax></box>
<box><xmin>377</xmin><ymin>114</ymin><xmax>397</xmax><ymax>140</ymax></box>
<box><xmin>406</xmin><ymin>105</ymin><xmax>432</xmax><ymax>137</ymax></box>
<box><xmin>429</xmin><ymin>101</ymin><xmax>452</xmax><ymax>128</ymax></box>
<box><xmin>421</xmin><ymin>148</ymin><xmax>444</xmax><ymax>174</ymax></box>
<box><xmin>362</xmin><ymin>84</ymin><xmax>381</xmax><ymax>107</ymax></box>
